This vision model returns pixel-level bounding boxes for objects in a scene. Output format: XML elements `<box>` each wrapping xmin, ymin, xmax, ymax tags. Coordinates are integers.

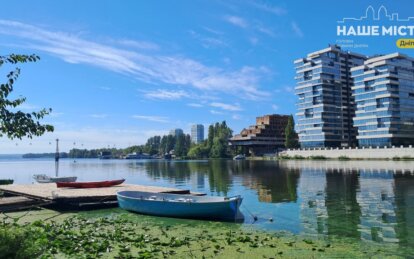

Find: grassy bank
<box><xmin>0</xmin><ymin>208</ymin><xmax>409</xmax><ymax>258</ymax></box>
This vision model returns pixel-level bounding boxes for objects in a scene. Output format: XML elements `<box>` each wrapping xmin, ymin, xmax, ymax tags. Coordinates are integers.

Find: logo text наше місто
<box><xmin>337</xmin><ymin>25</ymin><xmax>414</xmax><ymax>36</ymax></box>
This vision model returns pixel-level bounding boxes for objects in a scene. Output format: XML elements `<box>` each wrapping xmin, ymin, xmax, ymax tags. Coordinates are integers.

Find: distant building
<box><xmin>169</xmin><ymin>128</ymin><xmax>184</xmax><ymax>137</ymax></box>
<box><xmin>294</xmin><ymin>45</ymin><xmax>366</xmax><ymax>148</ymax></box>
<box><xmin>229</xmin><ymin>114</ymin><xmax>291</xmax><ymax>156</ymax></box>
<box><xmin>351</xmin><ymin>53</ymin><xmax>414</xmax><ymax>147</ymax></box>
<box><xmin>191</xmin><ymin>124</ymin><xmax>204</xmax><ymax>144</ymax></box>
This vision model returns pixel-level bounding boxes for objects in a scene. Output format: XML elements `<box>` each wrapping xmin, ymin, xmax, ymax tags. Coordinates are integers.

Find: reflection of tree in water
<box><xmin>325</xmin><ymin>170</ymin><xmax>361</xmax><ymax>239</ymax></box>
<box><xmin>394</xmin><ymin>173</ymin><xmax>414</xmax><ymax>248</ymax></box>
<box><xmin>207</xmin><ymin>160</ymin><xmax>232</xmax><ymax>196</ymax></box>
<box><xmin>144</xmin><ymin>161</ymin><xmax>192</xmax><ymax>183</ymax></box>
<box><xmin>231</xmin><ymin>161</ymin><xmax>300</xmax><ymax>203</ymax></box>
<box><xmin>142</xmin><ymin>160</ymin><xmax>301</xmax><ymax>203</ymax></box>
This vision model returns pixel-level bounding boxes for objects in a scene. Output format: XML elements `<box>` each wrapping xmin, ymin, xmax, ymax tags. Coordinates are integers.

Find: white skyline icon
<box><xmin>338</xmin><ymin>5</ymin><xmax>414</xmax><ymax>23</ymax></box>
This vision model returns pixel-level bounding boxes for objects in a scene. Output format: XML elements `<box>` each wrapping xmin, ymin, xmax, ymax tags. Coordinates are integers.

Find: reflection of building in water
<box><xmin>325</xmin><ymin>170</ymin><xmax>361</xmax><ymax>239</ymax></box>
<box><xmin>298</xmin><ymin>169</ymin><xmax>328</xmax><ymax>236</ymax></box>
<box><xmin>190</xmin><ymin>171</ymin><xmax>205</xmax><ymax>190</ymax></box>
<box><xmin>357</xmin><ymin>171</ymin><xmax>398</xmax><ymax>243</ymax></box>
<box><xmin>240</xmin><ymin>163</ymin><xmax>300</xmax><ymax>203</ymax></box>
<box><xmin>394</xmin><ymin>174</ymin><xmax>414</xmax><ymax>247</ymax></box>
<box><xmin>283</xmin><ymin>160</ymin><xmax>414</xmax><ymax>244</ymax></box>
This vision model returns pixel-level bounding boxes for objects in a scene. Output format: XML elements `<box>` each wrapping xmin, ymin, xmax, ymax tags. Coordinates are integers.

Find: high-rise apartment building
<box><xmin>191</xmin><ymin>124</ymin><xmax>204</xmax><ymax>144</ymax></box>
<box><xmin>294</xmin><ymin>45</ymin><xmax>366</xmax><ymax>148</ymax></box>
<box><xmin>351</xmin><ymin>53</ymin><xmax>414</xmax><ymax>147</ymax></box>
<box><xmin>169</xmin><ymin>128</ymin><xmax>183</xmax><ymax>137</ymax></box>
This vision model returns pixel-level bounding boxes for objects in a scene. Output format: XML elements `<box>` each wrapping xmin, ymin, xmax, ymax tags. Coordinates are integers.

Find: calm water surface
<box><xmin>0</xmin><ymin>158</ymin><xmax>413</xmax><ymax>249</ymax></box>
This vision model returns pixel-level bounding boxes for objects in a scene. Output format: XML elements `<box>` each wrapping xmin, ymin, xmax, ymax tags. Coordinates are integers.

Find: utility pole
<box><xmin>55</xmin><ymin>138</ymin><xmax>60</xmax><ymax>162</ymax></box>
<box><xmin>55</xmin><ymin>138</ymin><xmax>59</xmax><ymax>177</ymax></box>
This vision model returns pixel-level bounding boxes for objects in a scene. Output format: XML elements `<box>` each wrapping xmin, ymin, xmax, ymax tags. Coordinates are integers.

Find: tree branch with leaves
<box><xmin>0</xmin><ymin>54</ymin><xmax>53</xmax><ymax>139</ymax></box>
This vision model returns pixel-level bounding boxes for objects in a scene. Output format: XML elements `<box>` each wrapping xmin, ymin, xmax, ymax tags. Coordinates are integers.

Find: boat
<box><xmin>0</xmin><ymin>179</ymin><xmax>13</xmax><ymax>185</ymax></box>
<box><xmin>117</xmin><ymin>191</ymin><xmax>243</xmax><ymax>221</ymax></box>
<box><xmin>33</xmin><ymin>174</ymin><xmax>77</xmax><ymax>183</ymax></box>
<box><xmin>125</xmin><ymin>153</ymin><xmax>151</xmax><ymax>159</ymax></box>
<box><xmin>99</xmin><ymin>151</ymin><xmax>112</xmax><ymax>159</ymax></box>
<box><xmin>56</xmin><ymin>179</ymin><xmax>125</xmax><ymax>188</ymax></box>
<box><xmin>233</xmin><ymin>154</ymin><xmax>246</xmax><ymax>160</ymax></box>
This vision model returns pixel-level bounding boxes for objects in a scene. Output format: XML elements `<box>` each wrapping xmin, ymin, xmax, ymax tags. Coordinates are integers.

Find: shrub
<box><xmin>278</xmin><ymin>155</ymin><xmax>291</xmax><ymax>160</ymax></box>
<box><xmin>309</xmin><ymin>155</ymin><xmax>327</xmax><ymax>160</ymax></box>
<box><xmin>338</xmin><ymin>156</ymin><xmax>350</xmax><ymax>161</ymax></box>
<box><xmin>0</xmin><ymin>224</ymin><xmax>46</xmax><ymax>259</ymax></box>
<box><xmin>293</xmin><ymin>155</ymin><xmax>305</xmax><ymax>160</ymax></box>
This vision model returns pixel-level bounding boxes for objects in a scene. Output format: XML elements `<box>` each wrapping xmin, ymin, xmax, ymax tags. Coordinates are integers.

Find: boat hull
<box><xmin>56</xmin><ymin>179</ymin><xmax>125</xmax><ymax>188</ymax></box>
<box><xmin>33</xmin><ymin>175</ymin><xmax>77</xmax><ymax>183</ymax></box>
<box><xmin>117</xmin><ymin>191</ymin><xmax>242</xmax><ymax>221</ymax></box>
<box><xmin>0</xmin><ymin>179</ymin><xmax>13</xmax><ymax>185</ymax></box>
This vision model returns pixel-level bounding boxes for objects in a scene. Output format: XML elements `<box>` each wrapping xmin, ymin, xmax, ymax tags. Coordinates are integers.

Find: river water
<box><xmin>0</xmin><ymin>158</ymin><xmax>413</xmax><ymax>250</ymax></box>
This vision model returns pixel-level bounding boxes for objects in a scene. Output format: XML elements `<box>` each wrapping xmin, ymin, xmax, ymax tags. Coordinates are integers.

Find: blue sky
<box><xmin>0</xmin><ymin>0</ymin><xmax>413</xmax><ymax>153</ymax></box>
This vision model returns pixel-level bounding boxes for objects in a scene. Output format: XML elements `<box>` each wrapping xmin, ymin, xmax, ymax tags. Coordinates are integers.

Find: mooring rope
<box><xmin>241</xmin><ymin>204</ymin><xmax>258</xmax><ymax>223</ymax></box>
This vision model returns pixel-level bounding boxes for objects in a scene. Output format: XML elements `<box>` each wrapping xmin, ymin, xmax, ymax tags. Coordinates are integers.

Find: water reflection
<box><xmin>1</xmin><ymin>158</ymin><xmax>413</xmax><ymax>249</ymax></box>
<box><xmin>284</xmin><ymin>161</ymin><xmax>413</xmax><ymax>249</ymax></box>
<box><xmin>139</xmin><ymin>159</ymin><xmax>414</xmax><ymax>247</ymax></box>
<box><xmin>231</xmin><ymin>161</ymin><xmax>300</xmax><ymax>203</ymax></box>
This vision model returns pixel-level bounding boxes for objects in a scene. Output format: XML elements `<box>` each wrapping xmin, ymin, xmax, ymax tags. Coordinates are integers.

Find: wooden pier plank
<box><xmin>0</xmin><ymin>196</ymin><xmax>52</xmax><ymax>212</ymax></box>
<box><xmin>0</xmin><ymin>183</ymin><xmax>203</xmax><ymax>203</ymax></box>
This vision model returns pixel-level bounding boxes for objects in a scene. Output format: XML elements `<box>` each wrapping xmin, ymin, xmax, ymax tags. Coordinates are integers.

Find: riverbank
<box><xmin>0</xmin><ymin>208</ymin><xmax>409</xmax><ymax>258</ymax></box>
<box><xmin>279</xmin><ymin>146</ymin><xmax>414</xmax><ymax>160</ymax></box>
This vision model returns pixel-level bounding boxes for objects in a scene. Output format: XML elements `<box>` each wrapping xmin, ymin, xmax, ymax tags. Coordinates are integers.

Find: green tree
<box><xmin>0</xmin><ymin>54</ymin><xmax>53</xmax><ymax>139</ymax></box>
<box><xmin>207</xmin><ymin>125</ymin><xmax>214</xmax><ymax>148</ymax></box>
<box><xmin>210</xmin><ymin>137</ymin><xmax>226</xmax><ymax>158</ymax></box>
<box><xmin>285</xmin><ymin>115</ymin><xmax>299</xmax><ymax>148</ymax></box>
<box><xmin>187</xmin><ymin>144</ymin><xmax>209</xmax><ymax>158</ymax></box>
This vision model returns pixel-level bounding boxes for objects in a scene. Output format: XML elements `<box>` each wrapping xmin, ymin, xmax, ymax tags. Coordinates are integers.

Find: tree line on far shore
<box><xmin>23</xmin><ymin>118</ymin><xmax>299</xmax><ymax>159</ymax></box>
<box><xmin>63</xmin><ymin>121</ymin><xmax>235</xmax><ymax>159</ymax></box>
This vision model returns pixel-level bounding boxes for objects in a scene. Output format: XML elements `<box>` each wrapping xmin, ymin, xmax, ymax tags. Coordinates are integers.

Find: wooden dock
<box><xmin>0</xmin><ymin>196</ymin><xmax>52</xmax><ymax>212</ymax></box>
<box><xmin>0</xmin><ymin>183</ymin><xmax>204</xmax><ymax>210</ymax></box>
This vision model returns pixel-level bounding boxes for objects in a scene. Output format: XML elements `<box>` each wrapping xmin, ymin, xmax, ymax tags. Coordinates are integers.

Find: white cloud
<box><xmin>187</xmin><ymin>103</ymin><xmax>203</xmax><ymax>108</ymax></box>
<box><xmin>210</xmin><ymin>110</ymin><xmax>224</xmax><ymax>115</ymax></box>
<box><xmin>249</xmin><ymin>37</ymin><xmax>259</xmax><ymax>45</ymax></box>
<box><xmin>131</xmin><ymin>115</ymin><xmax>169</xmax><ymax>123</ymax></box>
<box><xmin>210</xmin><ymin>102</ymin><xmax>242</xmax><ymax>111</ymax></box>
<box><xmin>117</xmin><ymin>39</ymin><xmax>159</xmax><ymax>50</ymax></box>
<box><xmin>49</xmin><ymin>112</ymin><xmax>64</xmax><ymax>118</ymax></box>
<box><xmin>224</xmin><ymin>15</ymin><xmax>248</xmax><ymax>28</ymax></box>
<box><xmin>143</xmin><ymin>89</ymin><xmax>189</xmax><ymax>100</ymax></box>
<box><xmin>14</xmin><ymin>103</ymin><xmax>39</xmax><ymax>111</ymax></box>
<box><xmin>0</xmin><ymin>20</ymin><xmax>269</xmax><ymax>100</ymax></box>
<box><xmin>250</xmin><ymin>2</ymin><xmax>287</xmax><ymax>15</ymax></box>
<box><xmin>256</xmin><ymin>25</ymin><xmax>276</xmax><ymax>38</ymax></box>
<box><xmin>284</xmin><ymin>86</ymin><xmax>294</xmax><ymax>93</ymax></box>
<box><xmin>291</xmin><ymin>22</ymin><xmax>304</xmax><ymax>38</ymax></box>
<box><xmin>100</xmin><ymin>86</ymin><xmax>111</xmax><ymax>91</ymax></box>
<box><xmin>232</xmin><ymin>114</ymin><xmax>242</xmax><ymax>120</ymax></box>
<box><xmin>202</xmin><ymin>27</ymin><xmax>224</xmax><ymax>35</ymax></box>
<box><xmin>90</xmin><ymin>114</ymin><xmax>108</xmax><ymax>119</ymax></box>
<box><xmin>272</xmin><ymin>104</ymin><xmax>279</xmax><ymax>111</ymax></box>
<box><xmin>189</xmin><ymin>30</ymin><xmax>228</xmax><ymax>49</ymax></box>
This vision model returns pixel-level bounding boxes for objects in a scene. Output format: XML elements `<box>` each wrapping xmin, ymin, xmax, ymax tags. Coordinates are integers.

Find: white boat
<box><xmin>117</xmin><ymin>191</ymin><xmax>243</xmax><ymax>221</ymax></box>
<box><xmin>33</xmin><ymin>174</ymin><xmax>77</xmax><ymax>183</ymax></box>
<box><xmin>125</xmin><ymin>152</ymin><xmax>151</xmax><ymax>159</ymax></box>
<box><xmin>233</xmin><ymin>154</ymin><xmax>246</xmax><ymax>160</ymax></box>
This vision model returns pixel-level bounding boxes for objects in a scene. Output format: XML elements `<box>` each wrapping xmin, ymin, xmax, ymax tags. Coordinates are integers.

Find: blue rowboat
<box><xmin>117</xmin><ymin>191</ymin><xmax>243</xmax><ymax>221</ymax></box>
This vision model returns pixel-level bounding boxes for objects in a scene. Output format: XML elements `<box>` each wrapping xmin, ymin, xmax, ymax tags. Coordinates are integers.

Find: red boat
<box><xmin>56</xmin><ymin>179</ymin><xmax>125</xmax><ymax>188</ymax></box>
